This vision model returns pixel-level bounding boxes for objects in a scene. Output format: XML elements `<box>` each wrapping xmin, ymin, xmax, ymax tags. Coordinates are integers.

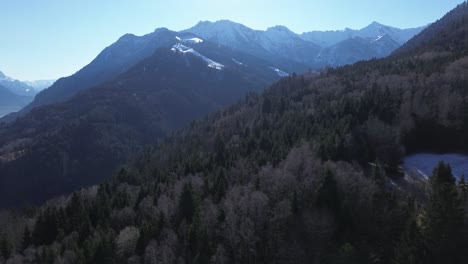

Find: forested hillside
<box><xmin>0</xmin><ymin>2</ymin><xmax>467</xmax><ymax>264</ymax></box>
<box><xmin>0</xmin><ymin>45</ymin><xmax>281</xmax><ymax>209</ymax></box>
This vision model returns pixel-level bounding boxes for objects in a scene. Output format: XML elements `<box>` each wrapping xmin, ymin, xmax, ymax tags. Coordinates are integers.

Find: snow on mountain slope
<box><xmin>269</xmin><ymin>67</ymin><xmax>289</xmax><ymax>77</ymax></box>
<box><xmin>171</xmin><ymin>36</ymin><xmax>224</xmax><ymax>70</ymax></box>
<box><xmin>301</xmin><ymin>22</ymin><xmax>425</xmax><ymax>47</ymax></box>
<box><xmin>177</xmin><ymin>36</ymin><xmax>204</xmax><ymax>44</ymax></box>
<box><xmin>260</xmin><ymin>25</ymin><xmax>309</xmax><ymax>52</ymax></box>
<box><xmin>184</xmin><ymin>20</ymin><xmax>423</xmax><ymax>70</ymax></box>
<box><xmin>183</xmin><ymin>20</ymin><xmax>321</xmax><ymax>67</ymax></box>
<box><xmin>356</xmin><ymin>22</ymin><xmax>426</xmax><ymax>45</ymax></box>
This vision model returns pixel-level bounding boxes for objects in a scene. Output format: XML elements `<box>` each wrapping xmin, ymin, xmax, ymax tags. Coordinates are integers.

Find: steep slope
<box><xmin>1</xmin><ymin>28</ymin><xmax>178</xmax><ymax>122</ymax></box>
<box><xmin>1</xmin><ymin>3</ymin><xmax>467</xmax><ymax>264</ymax></box>
<box><xmin>0</xmin><ymin>38</ymin><xmax>284</xmax><ymax>208</ymax></box>
<box><xmin>394</xmin><ymin>1</ymin><xmax>468</xmax><ymax>55</ymax></box>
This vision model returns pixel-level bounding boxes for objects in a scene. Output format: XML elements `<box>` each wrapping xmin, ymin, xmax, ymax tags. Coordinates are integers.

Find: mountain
<box><xmin>394</xmin><ymin>2</ymin><xmax>468</xmax><ymax>56</ymax></box>
<box><xmin>24</xmin><ymin>79</ymin><xmax>56</xmax><ymax>91</ymax></box>
<box><xmin>184</xmin><ymin>20</ymin><xmax>320</xmax><ymax>70</ymax></box>
<box><xmin>0</xmin><ymin>3</ymin><xmax>466</xmax><ymax>263</ymax></box>
<box><xmin>314</xmin><ymin>33</ymin><xmax>400</xmax><ymax>67</ymax></box>
<box><xmin>0</xmin><ymin>34</ymin><xmax>286</xmax><ymax>208</ymax></box>
<box><xmin>0</xmin><ymin>84</ymin><xmax>33</xmax><ymax>117</ymax></box>
<box><xmin>0</xmin><ymin>71</ymin><xmax>37</xmax><ymax>96</ymax></box>
<box><xmin>1</xmin><ymin>28</ymin><xmax>179</xmax><ymax>122</ymax></box>
<box><xmin>2</xmin><ymin>21</ymin><xmax>422</xmax><ymax>122</ymax></box>
<box><xmin>301</xmin><ymin>21</ymin><xmax>425</xmax><ymax>47</ymax></box>
<box><xmin>185</xmin><ymin>20</ymin><xmax>424</xmax><ymax>69</ymax></box>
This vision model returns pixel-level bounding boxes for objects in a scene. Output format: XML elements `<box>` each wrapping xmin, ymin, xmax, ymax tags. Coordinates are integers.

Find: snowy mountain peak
<box><xmin>0</xmin><ymin>71</ymin><xmax>5</xmax><ymax>79</ymax></box>
<box><xmin>369</xmin><ymin>21</ymin><xmax>384</xmax><ymax>27</ymax></box>
<box><xmin>265</xmin><ymin>25</ymin><xmax>300</xmax><ymax>39</ymax></box>
<box><xmin>267</xmin><ymin>25</ymin><xmax>293</xmax><ymax>33</ymax></box>
<box><xmin>194</xmin><ymin>20</ymin><xmax>246</xmax><ymax>30</ymax></box>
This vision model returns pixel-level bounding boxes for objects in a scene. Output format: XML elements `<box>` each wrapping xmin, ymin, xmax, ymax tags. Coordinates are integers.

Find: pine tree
<box><xmin>291</xmin><ymin>190</ymin><xmax>299</xmax><ymax>215</ymax></box>
<box><xmin>93</xmin><ymin>236</ymin><xmax>114</xmax><ymax>264</ymax></box>
<box><xmin>262</xmin><ymin>97</ymin><xmax>272</xmax><ymax>114</ymax></box>
<box><xmin>214</xmin><ymin>169</ymin><xmax>227</xmax><ymax>202</ymax></box>
<box><xmin>316</xmin><ymin>169</ymin><xmax>340</xmax><ymax>215</ymax></box>
<box><xmin>179</xmin><ymin>184</ymin><xmax>196</xmax><ymax>223</ymax></box>
<box><xmin>22</xmin><ymin>227</ymin><xmax>32</xmax><ymax>251</ymax></box>
<box><xmin>458</xmin><ymin>175</ymin><xmax>467</xmax><ymax>202</ymax></box>
<box><xmin>0</xmin><ymin>233</ymin><xmax>11</xmax><ymax>260</ymax></box>
<box><xmin>393</xmin><ymin>199</ymin><xmax>424</xmax><ymax>264</ymax></box>
<box><xmin>33</xmin><ymin>208</ymin><xmax>59</xmax><ymax>245</ymax></box>
<box><xmin>422</xmin><ymin>161</ymin><xmax>465</xmax><ymax>264</ymax></box>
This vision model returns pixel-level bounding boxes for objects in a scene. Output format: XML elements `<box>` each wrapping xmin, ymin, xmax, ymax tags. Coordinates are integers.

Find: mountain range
<box><xmin>184</xmin><ymin>20</ymin><xmax>425</xmax><ymax>68</ymax></box>
<box><xmin>1</xmin><ymin>21</ymin><xmax>423</xmax><ymax>121</ymax></box>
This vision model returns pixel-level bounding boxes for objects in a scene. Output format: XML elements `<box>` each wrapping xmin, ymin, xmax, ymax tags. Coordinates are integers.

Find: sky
<box><xmin>0</xmin><ymin>0</ymin><xmax>464</xmax><ymax>81</ymax></box>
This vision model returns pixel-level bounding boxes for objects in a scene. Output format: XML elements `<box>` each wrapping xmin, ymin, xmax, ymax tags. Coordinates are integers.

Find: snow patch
<box><xmin>373</xmin><ymin>35</ymin><xmax>384</xmax><ymax>42</ymax></box>
<box><xmin>184</xmin><ymin>37</ymin><xmax>204</xmax><ymax>44</ymax></box>
<box><xmin>176</xmin><ymin>36</ymin><xmax>204</xmax><ymax>44</ymax></box>
<box><xmin>232</xmin><ymin>58</ymin><xmax>244</xmax><ymax>66</ymax></box>
<box><xmin>269</xmin><ymin>67</ymin><xmax>289</xmax><ymax>77</ymax></box>
<box><xmin>171</xmin><ymin>43</ymin><xmax>224</xmax><ymax>70</ymax></box>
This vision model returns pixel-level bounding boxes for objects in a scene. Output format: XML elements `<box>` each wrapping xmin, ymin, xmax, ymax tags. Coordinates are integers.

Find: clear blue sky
<box><xmin>0</xmin><ymin>0</ymin><xmax>464</xmax><ymax>81</ymax></box>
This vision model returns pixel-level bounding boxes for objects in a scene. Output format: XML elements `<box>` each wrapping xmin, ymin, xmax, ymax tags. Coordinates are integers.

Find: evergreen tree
<box><xmin>93</xmin><ymin>236</ymin><xmax>114</xmax><ymax>264</ymax></box>
<box><xmin>458</xmin><ymin>175</ymin><xmax>467</xmax><ymax>202</ymax></box>
<box><xmin>0</xmin><ymin>233</ymin><xmax>11</xmax><ymax>260</ymax></box>
<box><xmin>22</xmin><ymin>227</ymin><xmax>32</xmax><ymax>251</ymax></box>
<box><xmin>316</xmin><ymin>169</ymin><xmax>340</xmax><ymax>215</ymax></box>
<box><xmin>214</xmin><ymin>169</ymin><xmax>227</xmax><ymax>202</ymax></box>
<box><xmin>291</xmin><ymin>190</ymin><xmax>299</xmax><ymax>215</ymax></box>
<box><xmin>179</xmin><ymin>184</ymin><xmax>196</xmax><ymax>223</ymax></box>
<box><xmin>262</xmin><ymin>97</ymin><xmax>272</xmax><ymax>114</ymax></box>
<box><xmin>393</xmin><ymin>199</ymin><xmax>424</xmax><ymax>264</ymax></box>
<box><xmin>422</xmin><ymin>161</ymin><xmax>465</xmax><ymax>264</ymax></box>
<box><xmin>33</xmin><ymin>208</ymin><xmax>59</xmax><ymax>245</ymax></box>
